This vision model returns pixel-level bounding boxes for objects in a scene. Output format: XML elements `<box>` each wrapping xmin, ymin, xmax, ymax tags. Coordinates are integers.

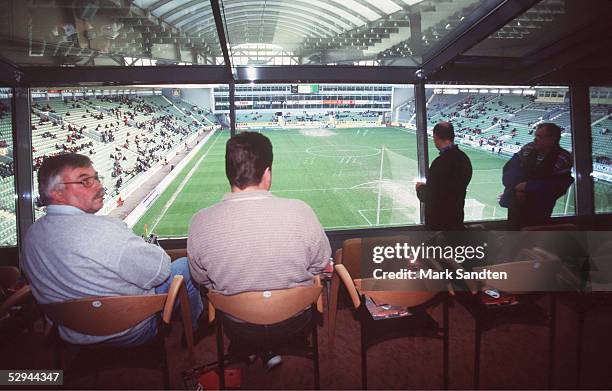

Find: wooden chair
<box><xmin>564</xmin><ymin>239</ymin><xmax>612</xmax><ymax>386</ymax></box>
<box><xmin>328</xmin><ymin>238</ymin><xmax>367</xmax><ymax>354</ymax></box>
<box><xmin>207</xmin><ymin>277</ymin><xmax>323</xmax><ymax>389</ymax></box>
<box><xmin>328</xmin><ymin>236</ymin><xmax>456</xmax><ymax>353</ymax></box>
<box><xmin>39</xmin><ymin>275</ymin><xmax>194</xmax><ymax>389</ymax></box>
<box><xmin>460</xmin><ymin>247</ymin><xmax>576</xmax><ymax>389</ymax></box>
<box><xmin>335</xmin><ymin>263</ymin><xmax>449</xmax><ymax>389</ymax></box>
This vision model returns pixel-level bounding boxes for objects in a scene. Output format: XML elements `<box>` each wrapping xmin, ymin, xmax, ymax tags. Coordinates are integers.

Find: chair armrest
<box><xmin>334</xmin><ymin>248</ymin><xmax>343</xmax><ymax>265</ymax></box>
<box><xmin>162</xmin><ymin>275</ymin><xmax>184</xmax><ymax>324</ymax></box>
<box><xmin>208</xmin><ymin>301</ymin><xmax>216</xmax><ymax>323</ymax></box>
<box><xmin>0</xmin><ymin>284</ymin><xmax>32</xmax><ymax>317</ymax></box>
<box><xmin>334</xmin><ymin>264</ymin><xmax>361</xmax><ymax>309</ymax></box>
<box><xmin>314</xmin><ymin>275</ymin><xmax>323</xmax><ymax>314</ymax></box>
<box><xmin>163</xmin><ymin>276</ymin><xmax>194</xmax><ymax>358</ymax></box>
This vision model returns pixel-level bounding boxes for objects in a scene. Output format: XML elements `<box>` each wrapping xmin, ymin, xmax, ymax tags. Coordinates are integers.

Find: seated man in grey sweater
<box><xmin>21</xmin><ymin>153</ymin><xmax>203</xmax><ymax>347</ymax></box>
<box><xmin>188</xmin><ymin>131</ymin><xmax>331</xmax><ymax>368</ymax></box>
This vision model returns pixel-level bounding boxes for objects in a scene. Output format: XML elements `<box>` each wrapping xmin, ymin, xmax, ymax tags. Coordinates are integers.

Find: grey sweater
<box><xmin>187</xmin><ymin>190</ymin><xmax>331</xmax><ymax>295</ymax></box>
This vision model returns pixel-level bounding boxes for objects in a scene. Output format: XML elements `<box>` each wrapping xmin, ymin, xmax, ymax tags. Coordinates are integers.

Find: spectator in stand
<box><xmin>188</xmin><ymin>132</ymin><xmax>330</xmax><ymax>368</ymax></box>
<box><xmin>21</xmin><ymin>153</ymin><xmax>204</xmax><ymax>346</ymax></box>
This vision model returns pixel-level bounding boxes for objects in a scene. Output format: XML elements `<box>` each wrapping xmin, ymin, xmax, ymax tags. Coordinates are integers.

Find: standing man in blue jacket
<box><xmin>503</xmin><ymin>122</ymin><xmax>573</xmax><ymax>229</ymax></box>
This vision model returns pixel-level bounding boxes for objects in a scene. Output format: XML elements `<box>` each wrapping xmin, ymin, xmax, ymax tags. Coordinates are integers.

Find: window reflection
<box><xmin>0</xmin><ymin>88</ymin><xmax>16</xmax><ymax>247</ymax></box>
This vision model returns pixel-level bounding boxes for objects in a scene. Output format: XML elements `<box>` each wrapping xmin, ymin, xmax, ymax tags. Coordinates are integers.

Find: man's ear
<box><xmin>49</xmin><ymin>187</ymin><xmax>64</xmax><ymax>204</ymax></box>
<box><xmin>262</xmin><ymin>167</ymin><xmax>272</xmax><ymax>189</ymax></box>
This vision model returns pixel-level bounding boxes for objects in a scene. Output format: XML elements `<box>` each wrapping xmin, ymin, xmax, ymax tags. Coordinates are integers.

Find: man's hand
<box><xmin>415</xmin><ymin>182</ymin><xmax>425</xmax><ymax>190</ymax></box>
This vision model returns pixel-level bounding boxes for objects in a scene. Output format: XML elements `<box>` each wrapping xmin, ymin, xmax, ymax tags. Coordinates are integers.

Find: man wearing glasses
<box><xmin>502</xmin><ymin>122</ymin><xmax>573</xmax><ymax>229</ymax></box>
<box><xmin>21</xmin><ymin>153</ymin><xmax>203</xmax><ymax>346</ymax></box>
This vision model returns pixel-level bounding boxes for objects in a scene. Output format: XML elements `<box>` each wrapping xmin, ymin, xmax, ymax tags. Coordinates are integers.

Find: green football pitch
<box><xmin>134</xmin><ymin>127</ymin><xmax>575</xmax><ymax>237</ymax></box>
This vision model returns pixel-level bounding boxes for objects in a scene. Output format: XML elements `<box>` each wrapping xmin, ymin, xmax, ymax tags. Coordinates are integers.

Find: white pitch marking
<box><xmin>376</xmin><ymin>145</ymin><xmax>385</xmax><ymax>226</ymax></box>
<box><xmin>149</xmin><ymin>131</ymin><xmax>222</xmax><ymax>232</ymax></box>
<box><xmin>357</xmin><ymin>210</ymin><xmax>373</xmax><ymax>226</ymax></box>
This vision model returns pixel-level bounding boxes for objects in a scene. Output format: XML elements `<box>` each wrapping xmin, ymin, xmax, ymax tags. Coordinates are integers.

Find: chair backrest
<box><xmin>208</xmin><ymin>278</ymin><xmax>323</xmax><ymax>325</ymax></box>
<box><xmin>335</xmin><ymin>264</ymin><xmax>441</xmax><ymax>309</ymax></box>
<box><xmin>589</xmin><ymin>240</ymin><xmax>612</xmax><ymax>289</ymax></box>
<box><xmin>472</xmin><ymin>258</ymin><xmax>562</xmax><ymax>292</ymax></box>
<box><xmin>40</xmin><ymin>276</ymin><xmax>184</xmax><ymax>336</ymax></box>
<box><xmin>341</xmin><ymin>235</ymin><xmax>414</xmax><ymax>279</ymax></box>
<box><xmin>341</xmin><ymin>238</ymin><xmax>362</xmax><ymax>277</ymax></box>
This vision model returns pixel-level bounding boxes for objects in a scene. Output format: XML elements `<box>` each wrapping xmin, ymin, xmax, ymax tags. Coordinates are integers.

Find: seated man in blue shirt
<box><xmin>21</xmin><ymin>153</ymin><xmax>203</xmax><ymax>346</ymax></box>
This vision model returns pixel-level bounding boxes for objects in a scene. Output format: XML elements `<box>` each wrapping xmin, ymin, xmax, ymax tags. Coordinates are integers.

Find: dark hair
<box><xmin>536</xmin><ymin>122</ymin><xmax>562</xmax><ymax>142</ymax></box>
<box><xmin>225</xmin><ymin>132</ymin><xmax>273</xmax><ymax>189</ymax></box>
<box><xmin>433</xmin><ymin>121</ymin><xmax>454</xmax><ymax>142</ymax></box>
<box><xmin>37</xmin><ymin>153</ymin><xmax>92</xmax><ymax>206</ymax></box>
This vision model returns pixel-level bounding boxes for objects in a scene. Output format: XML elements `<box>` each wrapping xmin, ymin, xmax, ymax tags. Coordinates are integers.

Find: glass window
<box><xmin>30</xmin><ymin>85</ymin><xmax>225</xmax><ymax>236</ymax></box>
<box><xmin>140</xmin><ymin>83</ymin><xmax>414</xmax><ymax>236</ymax></box>
<box><xmin>0</xmin><ymin>2</ymin><xmax>224</xmax><ymax>67</ymax></box>
<box><xmin>466</xmin><ymin>0</ymin><xmax>608</xmax><ymax>58</ymax></box>
<box><xmin>218</xmin><ymin>0</ymin><xmax>485</xmax><ymax>67</ymax></box>
<box><xmin>590</xmin><ymin>87</ymin><xmax>612</xmax><ymax>214</ymax></box>
<box><xmin>425</xmin><ymin>84</ymin><xmax>574</xmax><ymax>222</ymax></box>
<box><xmin>0</xmin><ymin>88</ymin><xmax>16</xmax><ymax>247</ymax></box>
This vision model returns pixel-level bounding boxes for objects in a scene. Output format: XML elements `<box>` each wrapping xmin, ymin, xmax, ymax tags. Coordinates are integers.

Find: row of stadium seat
<box><xmin>29</xmin><ymin>95</ymin><xmax>203</xmax><ymax>201</ymax></box>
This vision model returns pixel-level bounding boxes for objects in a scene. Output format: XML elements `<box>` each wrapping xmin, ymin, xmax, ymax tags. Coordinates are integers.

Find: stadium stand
<box><xmin>592</xmin><ymin>116</ymin><xmax>612</xmax><ymax>159</ymax></box>
<box><xmin>237</xmin><ymin>112</ymin><xmax>278</xmax><ymax>124</ymax></box>
<box><xmin>29</xmin><ymin>93</ymin><xmax>207</xmax><ymax>209</ymax></box>
<box><xmin>0</xmin><ymin>175</ymin><xmax>16</xmax><ymax>246</ymax></box>
<box><xmin>172</xmin><ymin>100</ymin><xmax>219</xmax><ymax>126</ymax></box>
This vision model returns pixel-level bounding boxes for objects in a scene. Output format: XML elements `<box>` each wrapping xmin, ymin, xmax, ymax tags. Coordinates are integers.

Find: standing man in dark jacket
<box><xmin>504</xmin><ymin>122</ymin><xmax>573</xmax><ymax>230</ymax></box>
<box><xmin>416</xmin><ymin>122</ymin><xmax>473</xmax><ymax>230</ymax></box>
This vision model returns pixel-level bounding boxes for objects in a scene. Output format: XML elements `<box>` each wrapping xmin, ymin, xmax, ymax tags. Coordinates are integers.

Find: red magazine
<box><xmin>365</xmin><ymin>296</ymin><xmax>412</xmax><ymax>320</ymax></box>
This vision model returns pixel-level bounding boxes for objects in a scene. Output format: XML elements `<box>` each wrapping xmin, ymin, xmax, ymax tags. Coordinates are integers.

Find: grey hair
<box><xmin>36</xmin><ymin>153</ymin><xmax>93</xmax><ymax>206</ymax></box>
<box><xmin>38</xmin><ymin>173</ymin><xmax>64</xmax><ymax>206</ymax></box>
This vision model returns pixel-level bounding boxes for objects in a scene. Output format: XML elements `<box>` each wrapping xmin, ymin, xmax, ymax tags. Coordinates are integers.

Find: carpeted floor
<box><xmin>3</xmin><ymin>292</ymin><xmax>612</xmax><ymax>389</ymax></box>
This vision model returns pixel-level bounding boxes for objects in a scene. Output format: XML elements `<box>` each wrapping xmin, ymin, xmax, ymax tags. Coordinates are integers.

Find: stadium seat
<box><xmin>39</xmin><ymin>275</ymin><xmax>194</xmax><ymax>388</ymax></box>
<box><xmin>207</xmin><ymin>278</ymin><xmax>323</xmax><ymax>389</ymax></box>
<box><xmin>334</xmin><ymin>263</ymin><xmax>449</xmax><ymax>389</ymax></box>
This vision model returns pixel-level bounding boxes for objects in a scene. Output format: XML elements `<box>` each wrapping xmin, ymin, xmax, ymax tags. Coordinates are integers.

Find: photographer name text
<box><xmin>372</xmin><ymin>268</ymin><xmax>507</xmax><ymax>280</ymax></box>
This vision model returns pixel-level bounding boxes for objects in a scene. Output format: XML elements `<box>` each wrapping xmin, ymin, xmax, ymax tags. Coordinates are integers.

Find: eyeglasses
<box><xmin>61</xmin><ymin>173</ymin><xmax>103</xmax><ymax>188</ymax></box>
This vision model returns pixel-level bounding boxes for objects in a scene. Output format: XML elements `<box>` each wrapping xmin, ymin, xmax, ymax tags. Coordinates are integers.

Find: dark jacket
<box><xmin>506</xmin><ymin>144</ymin><xmax>574</xmax><ymax>230</ymax></box>
<box><xmin>499</xmin><ymin>153</ymin><xmax>524</xmax><ymax>208</ymax></box>
<box><xmin>416</xmin><ymin>144</ymin><xmax>473</xmax><ymax>230</ymax></box>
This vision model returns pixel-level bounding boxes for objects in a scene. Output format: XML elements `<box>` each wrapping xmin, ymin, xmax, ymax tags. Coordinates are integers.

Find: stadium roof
<box><xmin>0</xmin><ymin>0</ymin><xmax>611</xmax><ymax>85</ymax></box>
